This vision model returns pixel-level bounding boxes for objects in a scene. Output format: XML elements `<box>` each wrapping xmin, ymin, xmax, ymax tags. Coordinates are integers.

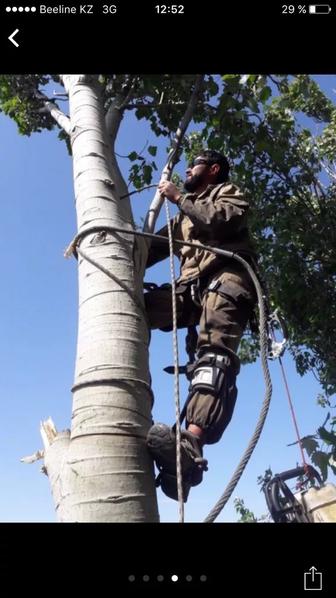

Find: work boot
<box><xmin>147</xmin><ymin>423</ymin><xmax>208</xmax><ymax>502</ymax></box>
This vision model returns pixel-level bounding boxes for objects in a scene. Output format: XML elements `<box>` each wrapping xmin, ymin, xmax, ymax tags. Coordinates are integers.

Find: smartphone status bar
<box><xmin>281</xmin><ymin>4</ymin><xmax>332</xmax><ymax>14</ymax></box>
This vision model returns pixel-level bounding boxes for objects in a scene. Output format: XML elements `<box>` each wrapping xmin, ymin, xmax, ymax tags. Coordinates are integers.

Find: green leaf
<box><xmin>300</xmin><ymin>436</ymin><xmax>319</xmax><ymax>456</ymax></box>
<box><xmin>143</xmin><ymin>164</ymin><xmax>152</xmax><ymax>185</ymax></box>
<box><xmin>317</xmin><ymin>426</ymin><xmax>336</xmax><ymax>446</ymax></box>
<box><xmin>148</xmin><ymin>145</ymin><xmax>157</xmax><ymax>157</ymax></box>
<box><xmin>222</xmin><ymin>74</ymin><xmax>239</xmax><ymax>81</ymax></box>
<box><xmin>234</xmin><ymin>498</ymin><xmax>258</xmax><ymax>522</ymax></box>
<box><xmin>255</xmin><ymin>140</ymin><xmax>269</xmax><ymax>153</ymax></box>
<box><xmin>311</xmin><ymin>451</ymin><xmax>330</xmax><ymax>481</ymax></box>
<box><xmin>259</xmin><ymin>86</ymin><xmax>272</xmax><ymax>104</ymax></box>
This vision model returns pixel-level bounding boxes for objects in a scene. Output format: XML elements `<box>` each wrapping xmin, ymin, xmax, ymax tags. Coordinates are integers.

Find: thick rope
<box><xmin>65</xmin><ymin>224</ymin><xmax>272</xmax><ymax>523</ymax></box>
<box><xmin>164</xmin><ymin>199</ymin><xmax>184</xmax><ymax>522</ymax></box>
<box><xmin>203</xmin><ymin>256</ymin><xmax>272</xmax><ymax>522</ymax></box>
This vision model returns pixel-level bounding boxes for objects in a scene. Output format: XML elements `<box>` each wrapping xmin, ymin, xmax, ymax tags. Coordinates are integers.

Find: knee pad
<box><xmin>189</xmin><ymin>352</ymin><xmax>232</xmax><ymax>397</ymax></box>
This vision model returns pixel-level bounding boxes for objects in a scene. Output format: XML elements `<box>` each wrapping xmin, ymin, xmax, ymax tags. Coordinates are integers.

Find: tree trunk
<box><xmin>42</xmin><ymin>75</ymin><xmax>159</xmax><ymax>522</ymax></box>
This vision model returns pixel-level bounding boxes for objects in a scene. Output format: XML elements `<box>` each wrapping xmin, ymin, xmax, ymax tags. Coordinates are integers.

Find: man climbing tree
<box><xmin>1</xmin><ymin>74</ymin><xmax>336</xmax><ymax>521</ymax></box>
<box><xmin>146</xmin><ymin>150</ymin><xmax>257</xmax><ymax>501</ymax></box>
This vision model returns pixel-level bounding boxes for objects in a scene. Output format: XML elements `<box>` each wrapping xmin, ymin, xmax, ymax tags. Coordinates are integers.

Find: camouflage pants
<box><xmin>144</xmin><ymin>267</ymin><xmax>256</xmax><ymax>444</ymax></box>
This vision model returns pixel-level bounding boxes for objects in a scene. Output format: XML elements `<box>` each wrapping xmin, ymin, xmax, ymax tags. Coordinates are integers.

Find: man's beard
<box><xmin>184</xmin><ymin>173</ymin><xmax>203</xmax><ymax>192</ymax></box>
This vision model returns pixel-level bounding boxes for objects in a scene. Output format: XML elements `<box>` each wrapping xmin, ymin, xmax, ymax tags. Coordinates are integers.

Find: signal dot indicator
<box><xmin>6</xmin><ymin>5</ymin><xmax>37</xmax><ymax>11</ymax></box>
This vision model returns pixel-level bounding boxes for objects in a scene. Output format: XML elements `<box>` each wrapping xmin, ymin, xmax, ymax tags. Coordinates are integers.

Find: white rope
<box><xmin>164</xmin><ymin>199</ymin><xmax>184</xmax><ymax>523</ymax></box>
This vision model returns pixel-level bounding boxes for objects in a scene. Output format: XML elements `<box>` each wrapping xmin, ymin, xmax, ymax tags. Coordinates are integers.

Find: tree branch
<box><xmin>254</xmin><ymin>149</ymin><xmax>318</xmax><ymax>217</ymax></box>
<box><xmin>105</xmin><ymin>95</ymin><xmax>131</xmax><ymax>205</ymax></box>
<box><xmin>124</xmin><ymin>101</ymin><xmax>205</xmax><ymax>110</ymax></box>
<box><xmin>321</xmin><ymin>159</ymin><xmax>336</xmax><ymax>182</ymax></box>
<box><xmin>114</xmin><ymin>77</ymin><xmax>138</xmax><ymax>111</ymax></box>
<box><xmin>105</xmin><ymin>77</ymin><xmax>138</xmax><ymax>145</ymax></box>
<box><xmin>143</xmin><ymin>74</ymin><xmax>205</xmax><ymax>233</ymax></box>
<box><xmin>34</xmin><ymin>90</ymin><xmax>71</xmax><ymax>134</ymax></box>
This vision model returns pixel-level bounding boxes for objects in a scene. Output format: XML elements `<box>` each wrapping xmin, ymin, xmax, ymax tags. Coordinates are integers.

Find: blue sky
<box><xmin>0</xmin><ymin>75</ymin><xmax>335</xmax><ymax>522</ymax></box>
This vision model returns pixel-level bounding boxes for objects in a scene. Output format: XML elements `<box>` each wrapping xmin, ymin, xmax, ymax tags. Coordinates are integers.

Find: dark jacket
<box><xmin>147</xmin><ymin>182</ymin><xmax>256</xmax><ymax>284</ymax></box>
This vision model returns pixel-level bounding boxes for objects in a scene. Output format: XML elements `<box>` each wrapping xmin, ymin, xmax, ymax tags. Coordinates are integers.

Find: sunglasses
<box><xmin>188</xmin><ymin>158</ymin><xmax>212</xmax><ymax>168</ymax></box>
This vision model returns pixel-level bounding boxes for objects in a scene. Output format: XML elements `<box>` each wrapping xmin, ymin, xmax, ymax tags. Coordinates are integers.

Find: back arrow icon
<box><xmin>8</xmin><ymin>29</ymin><xmax>19</xmax><ymax>48</ymax></box>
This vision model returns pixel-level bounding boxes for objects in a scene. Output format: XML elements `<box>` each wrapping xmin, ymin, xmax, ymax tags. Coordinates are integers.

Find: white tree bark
<box><xmin>34</xmin><ymin>90</ymin><xmax>72</xmax><ymax>134</ymax></box>
<box><xmin>105</xmin><ymin>93</ymin><xmax>150</xmax><ymax>279</ymax></box>
<box><xmin>39</xmin><ymin>75</ymin><xmax>159</xmax><ymax>522</ymax></box>
<box><xmin>44</xmin><ymin>102</ymin><xmax>71</xmax><ymax>134</ymax></box>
